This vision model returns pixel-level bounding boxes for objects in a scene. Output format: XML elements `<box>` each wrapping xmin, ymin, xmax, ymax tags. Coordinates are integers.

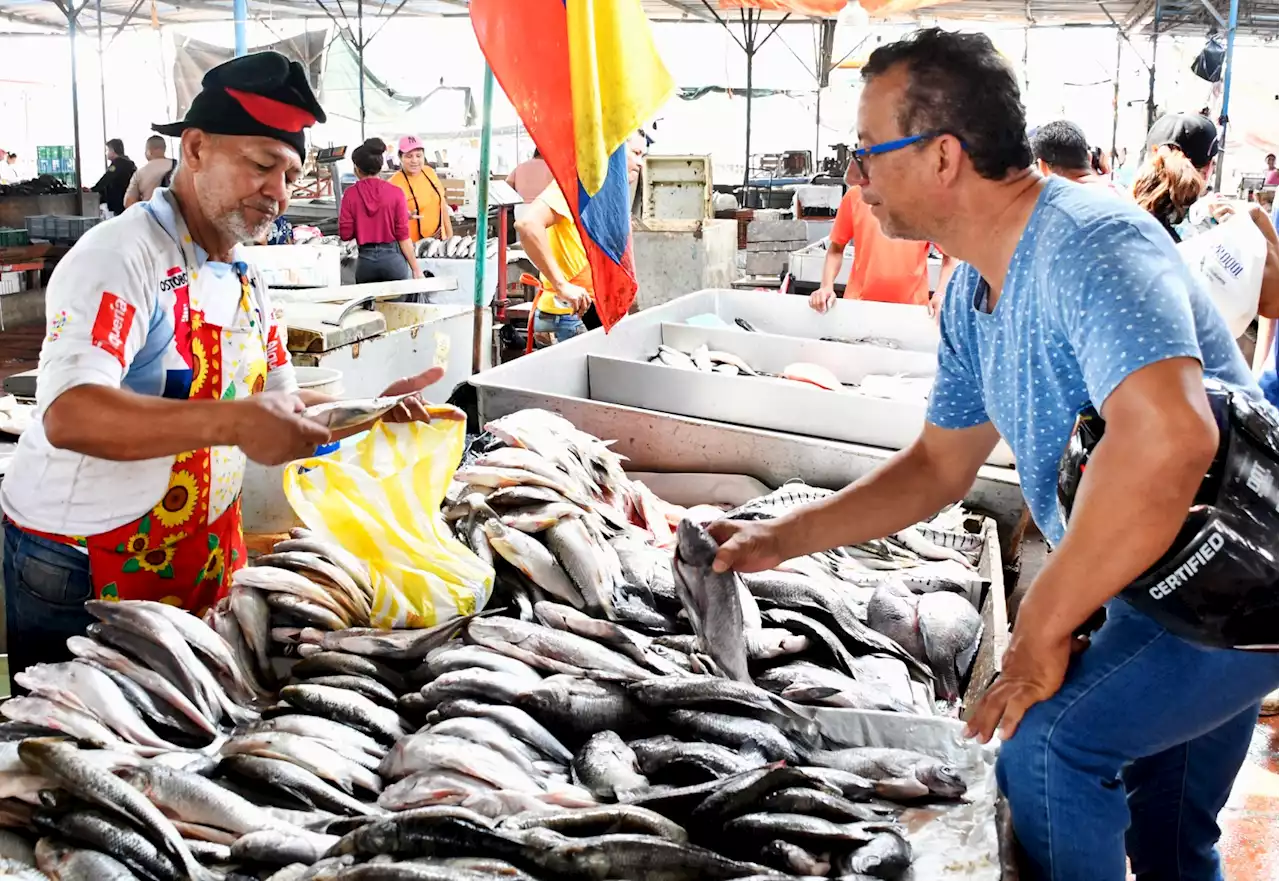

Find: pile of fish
<box><xmin>649</xmin><ymin>343</ymin><xmax>933</xmax><ymax>400</ymax></box>
<box><xmin>416</xmin><ymin>234</ymin><xmax>499</xmax><ymax>261</ymax></box>
<box><xmin>0</xmin><ymin>598</ymin><xmax>968</xmax><ymax>880</ymax></box>
<box><xmin>449</xmin><ymin>411</ymin><xmax>984</xmax><ymax>708</ymax></box>
<box><xmin>0</xmin><ymin>409</ymin><xmax>993</xmax><ymax>880</ymax></box>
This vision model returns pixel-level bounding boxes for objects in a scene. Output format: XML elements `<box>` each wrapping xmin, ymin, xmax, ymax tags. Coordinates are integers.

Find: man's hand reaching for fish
<box><xmin>707</xmin><ymin>519</ymin><xmax>789</xmax><ymax>574</ymax></box>
<box><xmin>379</xmin><ymin>367</ymin><xmax>465</xmax><ymax>424</ymax></box>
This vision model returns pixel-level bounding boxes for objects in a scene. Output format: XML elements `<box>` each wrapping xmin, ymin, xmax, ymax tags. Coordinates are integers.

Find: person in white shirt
<box><xmin>124</xmin><ymin>135</ymin><xmax>178</xmax><ymax>208</ymax></box>
<box><xmin>0</xmin><ymin>152</ymin><xmax>19</xmax><ymax>183</ymax></box>
<box><xmin>1</xmin><ymin>51</ymin><xmax>455</xmax><ymax>689</ymax></box>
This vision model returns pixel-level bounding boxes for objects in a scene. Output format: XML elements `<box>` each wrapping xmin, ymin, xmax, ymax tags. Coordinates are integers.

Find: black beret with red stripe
<box><xmin>153</xmin><ymin>51</ymin><xmax>325</xmax><ymax>160</ymax></box>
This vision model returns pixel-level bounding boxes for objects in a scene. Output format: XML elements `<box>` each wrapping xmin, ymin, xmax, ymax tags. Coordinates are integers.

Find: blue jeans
<box><xmin>997</xmin><ymin>600</ymin><xmax>1277</xmax><ymax>881</ymax></box>
<box><xmin>4</xmin><ymin>521</ymin><xmax>94</xmax><ymax>690</ymax></box>
<box><xmin>532</xmin><ymin>311</ymin><xmax>586</xmax><ymax>346</ymax></box>
<box><xmin>355</xmin><ymin>243</ymin><xmax>410</xmax><ymax>284</ymax></box>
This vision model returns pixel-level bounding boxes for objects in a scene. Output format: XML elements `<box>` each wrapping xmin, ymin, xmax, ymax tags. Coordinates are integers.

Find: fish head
<box><xmin>674</xmin><ymin>519</ymin><xmax>718</xmax><ymax>568</ymax></box>
<box><xmin>918</xmin><ymin>762</ymin><xmax>967</xmax><ymax>798</ymax></box>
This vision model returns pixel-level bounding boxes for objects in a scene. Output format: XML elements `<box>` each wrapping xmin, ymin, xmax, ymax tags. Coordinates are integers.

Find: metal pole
<box><xmin>68</xmin><ymin>5</ymin><xmax>86</xmax><ymax>214</ymax></box>
<box><xmin>1213</xmin><ymin>0</ymin><xmax>1238</xmax><ymax>193</ymax></box>
<box><xmin>471</xmin><ymin>64</ymin><xmax>495</xmax><ymax>375</ymax></box>
<box><xmin>1146</xmin><ymin>0</ymin><xmax>1160</xmax><ymax>130</ymax></box>
<box><xmin>814</xmin><ymin>88</ymin><xmax>821</xmax><ymax>172</ymax></box>
<box><xmin>97</xmin><ymin>0</ymin><xmax>106</xmax><ymax>163</ymax></box>
<box><xmin>357</xmin><ymin>0</ymin><xmax>366</xmax><ymax>142</ymax></box>
<box><xmin>233</xmin><ymin>0</ymin><xmax>247</xmax><ymax>55</ymax></box>
<box><xmin>742</xmin><ymin>13</ymin><xmax>755</xmax><ymax>193</ymax></box>
<box><xmin>1110</xmin><ymin>28</ymin><xmax>1122</xmax><ymax>164</ymax></box>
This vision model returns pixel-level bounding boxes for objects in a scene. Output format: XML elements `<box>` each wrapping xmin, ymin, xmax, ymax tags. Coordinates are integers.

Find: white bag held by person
<box><xmin>1178</xmin><ymin>211</ymin><xmax>1267</xmax><ymax>338</ymax></box>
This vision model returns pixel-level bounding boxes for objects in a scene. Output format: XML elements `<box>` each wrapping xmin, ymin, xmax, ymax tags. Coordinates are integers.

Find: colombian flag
<box><xmin>471</xmin><ymin>0</ymin><xmax>675</xmax><ymax>330</ymax></box>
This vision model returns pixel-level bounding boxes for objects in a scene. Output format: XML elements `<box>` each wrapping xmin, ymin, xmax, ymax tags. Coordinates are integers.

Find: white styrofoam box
<box><xmin>418</xmin><ymin>254</ymin><xmax>501</xmax><ymax>307</ymax></box>
<box><xmin>241</xmin><ymin>243</ymin><xmax>342</xmax><ymax>289</ymax></box>
<box><xmin>642</xmin><ymin>155</ymin><xmax>712</xmax><ymax>223</ymax></box>
<box><xmin>792</xmin><ymin>184</ymin><xmax>843</xmax><ymax>212</ymax></box>
<box><xmin>0</xmin><ymin>272</ymin><xmax>22</xmax><ymax>296</ymax></box>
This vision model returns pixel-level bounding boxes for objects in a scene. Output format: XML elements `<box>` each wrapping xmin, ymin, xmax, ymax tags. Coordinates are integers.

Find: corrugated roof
<box><xmin>3</xmin><ymin>0</ymin><xmax>1272</xmax><ymax>40</ymax></box>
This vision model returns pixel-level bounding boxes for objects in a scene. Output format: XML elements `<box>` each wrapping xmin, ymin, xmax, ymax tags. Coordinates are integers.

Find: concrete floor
<box><xmin>1220</xmin><ymin>715</ymin><xmax>1279</xmax><ymax>881</ymax></box>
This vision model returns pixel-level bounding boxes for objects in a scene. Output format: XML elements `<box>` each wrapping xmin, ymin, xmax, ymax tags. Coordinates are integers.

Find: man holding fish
<box><xmin>711</xmin><ymin>28</ymin><xmax>1276</xmax><ymax>881</ymax></box>
<box><xmin>1</xmin><ymin>53</ymin><xmax>454</xmax><ymax>682</ymax></box>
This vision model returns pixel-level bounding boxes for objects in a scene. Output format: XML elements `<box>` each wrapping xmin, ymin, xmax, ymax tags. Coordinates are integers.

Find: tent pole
<box><xmin>1110</xmin><ymin>28</ymin><xmax>1121</xmax><ymax>163</ymax></box>
<box><xmin>233</xmin><ymin>0</ymin><xmax>247</xmax><ymax>55</ymax></box>
<box><xmin>1212</xmin><ymin>0</ymin><xmax>1237</xmax><ymax>192</ymax></box>
<box><xmin>472</xmin><ymin>64</ymin><xmax>495</xmax><ymax>375</ymax></box>
<box><xmin>97</xmin><ymin>0</ymin><xmax>107</xmax><ymax>163</ymax></box>
<box><xmin>68</xmin><ymin>3</ymin><xmax>86</xmax><ymax>214</ymax></box>
<box><xmin>357</xmin><ymin>0</ymin><xmax>366</xmax><ymax>141</ymax></box>
<box><xmin>742</xmin><ymin>11</ymin><xmax>756</xmax><ymax>194</ymax></box>
<box><xmin>814</xmin><ymin>88</ymin><xmax>821</xmax><ymax>170</ymax></box>
<box><xmin>1146</xmin><ymin>0</ymin><xmax>1160</xmax><ymax>130</ymax></box>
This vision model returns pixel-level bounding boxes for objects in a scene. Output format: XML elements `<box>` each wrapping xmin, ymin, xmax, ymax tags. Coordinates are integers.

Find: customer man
<box><xmin>92</xmin><ymin>138</ymin><xmax>137</xmax><ymax>216</ymax></box>
<box><xmin>1031</xmin><ymin>120</ymin><xmax>1126</xmax><ymax>197</ymax></box>
<box><xmin>124</xmin><ymin>135</ymin><xmax>177</xmax><ymax>208</ymax></box>
<box><xmin>515</xmin><ymin>134</ymin><xmax>646</xmax><ymax>347</ymax></box>
<box><xmin>709</xmin><ymin>28</ymin><xmax>1275</xmax><ymax>881</ymax></box>
<box><xmin>1264</xmin><ymin>152</ymin><xmax>1278</xmax><ymax>187</ymax></box>
<box><xmin>1</xmin><ymin>52</ymin><xmax>452</xmax><ymax>688</ymax></box>
<box><xmin>808</xmin><ymin>182</ymin><xmax>955</xmax><ymax>315</ymax></box>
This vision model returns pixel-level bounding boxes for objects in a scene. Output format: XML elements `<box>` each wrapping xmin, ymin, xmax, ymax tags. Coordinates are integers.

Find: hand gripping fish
<box><xmin>670</xmin><ymin>519</ymin><xmax>751</xmax><ymax>683</ymax></box>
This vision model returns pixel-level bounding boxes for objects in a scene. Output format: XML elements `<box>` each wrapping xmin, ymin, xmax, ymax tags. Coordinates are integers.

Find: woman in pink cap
<box><xmin>390</xmin><ymin>135</ymin><xmax>452</xmax><ymax>243</ymax></box>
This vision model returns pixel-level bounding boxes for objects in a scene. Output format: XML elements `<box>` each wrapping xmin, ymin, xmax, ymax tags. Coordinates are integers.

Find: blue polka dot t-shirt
<box><xmin>927</xmin><ymin>176</ymin><xmax>1259</xmax><ymax>545</ymax></box>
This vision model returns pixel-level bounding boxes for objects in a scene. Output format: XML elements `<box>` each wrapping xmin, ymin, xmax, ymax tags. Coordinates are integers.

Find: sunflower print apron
<box><xmin>30</xmin><ymin>267</ymin><xmax>267</xmax><ymax>615</ymax></box>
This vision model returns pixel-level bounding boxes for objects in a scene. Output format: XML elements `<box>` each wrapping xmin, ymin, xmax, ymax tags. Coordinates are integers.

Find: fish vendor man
<box><xmin>0</xmin><ymin>53</ymin><xmax>454</xmax><ymax>684</ymax></box>
<box><xmin>712</xmin><ymin>29</ymin><xmax>1276</xmax><ymax>881</ymax></box>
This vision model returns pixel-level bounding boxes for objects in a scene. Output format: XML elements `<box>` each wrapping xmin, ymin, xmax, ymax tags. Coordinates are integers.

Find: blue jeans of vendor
<box><xmin>4</xmin><ymin>522</ymin><xmax>94</xmax><ymax>686</ymax></box>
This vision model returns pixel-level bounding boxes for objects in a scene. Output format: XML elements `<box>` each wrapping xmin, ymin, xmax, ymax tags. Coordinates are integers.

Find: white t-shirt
<box><xmin>1</xmin><ymin>189</ymin><xmax>298</xmax><ymax>536</ymax></box>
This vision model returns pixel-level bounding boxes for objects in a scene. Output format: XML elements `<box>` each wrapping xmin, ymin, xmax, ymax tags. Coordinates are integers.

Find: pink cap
<box><xmin>398</xmin><ymin>135</ymin><xmax>424</xmax><ymax>154</ymax></box>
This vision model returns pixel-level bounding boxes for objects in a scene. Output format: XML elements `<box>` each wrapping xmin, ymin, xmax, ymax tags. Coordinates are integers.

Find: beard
<box><xmin>194</xmin><ymin>171</ymin><xmax>276</xmax><ymax>245</ymax></box>
<box><xmin>217</xmin><ymin>208</ymin><xmax>273</xmax><ymax>244</ymax></box>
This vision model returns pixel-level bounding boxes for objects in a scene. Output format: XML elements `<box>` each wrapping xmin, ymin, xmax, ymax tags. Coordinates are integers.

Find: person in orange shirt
<box><xmin>809</xmin><ymin>181</ymin><xmax>955</xmax><ymax>316</ymax></box>
<box><xmin>389</xmin><ymin>136</ymin><xmax>453</xmax><ymax>243</ymax></box>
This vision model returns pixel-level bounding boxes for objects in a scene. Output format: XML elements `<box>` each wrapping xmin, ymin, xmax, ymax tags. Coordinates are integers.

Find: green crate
<box><xmin>0</xmin><ymin>228</ymin><xmax>30</xmax><ymax>247</ymax></box>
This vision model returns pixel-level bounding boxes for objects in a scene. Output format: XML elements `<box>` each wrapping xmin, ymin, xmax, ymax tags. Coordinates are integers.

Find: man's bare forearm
<box><xmin>44</xmin><ymin>386</ymin><xmax>239</xmax><ymax>460</ymax></box>
<box><xmin>820</xmin><ymin>245</ymin><xmax>845</xmax><ymax>291</ymax></box>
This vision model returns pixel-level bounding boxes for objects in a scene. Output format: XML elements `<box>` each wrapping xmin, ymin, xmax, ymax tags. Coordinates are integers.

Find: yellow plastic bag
<box><xmin>283</xmin><ymin>419</ymin><xmax>494</xmax><ymax>628</ymax></box>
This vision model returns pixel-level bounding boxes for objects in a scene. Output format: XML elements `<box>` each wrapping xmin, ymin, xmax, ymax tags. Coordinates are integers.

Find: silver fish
<box><xmin>517</xmin><ymin>677</ymin><xmax>651</xmax><ymax>740</ymax></box>
<box><xmin>208</xmin><ymin>600</ymin><xmax>273</xmax><ymax>699</ymax></box>
<box><xmin>421</xmin><ymin>717</ymin><xmax>541</xmax><ymax>774</ymax></box>
<box><xmin>571</xmin><ymin>731</ymin><xmax>649</xmax><ymax>801</ymax></box>
<box><xmin>503</xmin><ymin>503</ymin><xmax>584</xmax><ymax>534</ymax></box>
<box><xmin>467</xmin><ymin>617</ymin><xmax>653</xmax><ymax>682</ymax></box>
<box><xmin>14</xmin><ymin>662</ymin><xmax>181</xmax><ymax>750</ymax></box>
<box><xmin>271</xmin><ymin>537</ymin><xmax>374</xmax><ymax>599</ymax></box>
<box><xmin>232</xmin><ymin>828</ymin><xmax>337</xmax><ymax>867</ymax></box>
<box><xmin>19</xmin><ymin>738</ymin><xmax>210</xmax><ymax>880</ymax></box>
<box><xmin>483</xmin><ymin>520</ymin><xmax>582</xmax><ymax>608</ymax></box>
<box><xmin>278</xmin><ymin>684</ymin><xmax>407</xmax><ymax>745</ymax></box>
<box><xmin>429</xmin><ymin>699</ymin><xmax>572</xmax><ymax>763</ymax></box>
<box><xmin>223</xmin><ymin>731</ymin><xmax>383</xmax><ymax>795</ymax></box>
<box><xmin>378</xmin><ymin>733</ymin><xmax>542</xmax><ymax>792</ymax></box>
<box><xmin>546</xmin><ymin>519</ymin><xmax>615</xmax><ymax>617</ymax></box>
<box><xmin>249</xmin><ymin>715</ymin><xmax>387</xmax><ymax>759</ymax></box>
<box><xmin>267</xmin><ymin>591</ymin><xmax>350</xmax><ymax>631</ymax></box>
<box><xmin>419</xmin><ymin>668</ymin><xmax>530</xmax><ymax>708</ymax></box>
<box><xmin>1</xmin><ymin>697</ymin><xmax>146</xmax><ymax>753</ymax></box>
<box><xmin>521</xmin><ymin>830</ymin><xmax>774</xmax><ymax>881</ymax></box>
<box><xmin>835</xmin><ymin>829</ymin><xmax>912</xmax><ymax>877</ymax></box>
<box><xmin>139</xmin><ymin>600</ymin><xmax>258</xmax><ymax>704</ymax></box>
<box><xmin>808</xmin><ymin>746</ymin><xmax>967</xmax><ymax>799</ymax></box>
<box><xmin>230</xmin><ymin>585</ymin><xmax>275</xmax><ymax>686</ymax></box>
<box><xmin>666</xmin><ymin>710</ymin><xmax>798</xmax><ymax>764</ymax></box>
<box><xmin>423</xmin><ymin>645</ymin><xmax>543</xmax><ymax>683</ymax></box>
<box><xmin>34</xmin><ymin>838</ymin><xmax>138</xmax><ymax>881</ymax></box>
<box><xmin>532</xmin><ymin>602</ymin><xmax>684</xmax><ymax>676</ymax></box>
<box><xmin>221</xmin><ymin>753</ymin><xmax>381</xmax><ymax>817</ymax></box>
<box><xmin>33</xmin><ymin>807</ymin><xmax>181</xmax><ymax>881</ymax></box>
<box><xmin>671</xmin><ymin>519</ymin><xmax>750</xmax><ymax>682</ymax></box>
<box><xmin>318</xmin><ymin>617</ymin><xmax>472</xmax><ymax>661</ymax></box>
<box><xmin>502</xmin><ymin>804</ymin><xmax>685</xmax><ymax>842</ymax></box>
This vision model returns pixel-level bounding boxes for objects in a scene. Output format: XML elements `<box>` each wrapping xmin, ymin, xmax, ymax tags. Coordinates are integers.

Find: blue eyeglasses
<box><xmin>849</xmin><ymin>131</ymin><xmax>964</xmax><ymax>181</ymax></box>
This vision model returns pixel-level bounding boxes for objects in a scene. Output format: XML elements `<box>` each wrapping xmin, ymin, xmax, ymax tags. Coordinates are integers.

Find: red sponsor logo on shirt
<box><xmin>91</xmin><ymin>293</ymin><xmax>135</xmax><ymax>366</ymax></box>
<box><xmin>266</xmin><ymin>323</ymin><xmax>288</xmax><ymax>369</ymax></box>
